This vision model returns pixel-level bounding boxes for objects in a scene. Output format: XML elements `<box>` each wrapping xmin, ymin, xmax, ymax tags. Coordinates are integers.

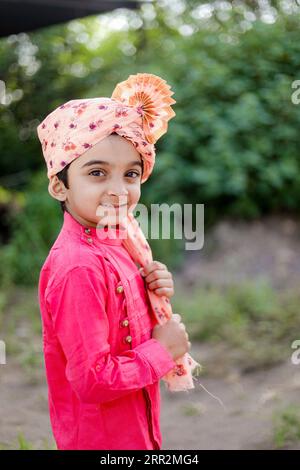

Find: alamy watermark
<box><xmin>291</xmin><ymin>80</ymin><xmax>300</xmax><ymax>104</ymax></box>
<box><xmin>95</xmin><ymin>202</ymin><xmax>204</xmax><ymax>251</ymax></box>
<box><xmin>0</xmin><ymin>340</ymin><xmax>6</xmax><ymax>365</ymax></box>
<box><xmin>291</xmin><ymin>339</ymin><xmax>300</xmax><ymax>365</ymax></box>
<box><xmin>0</xmin><ymin>80</ymin><xmax>6</xmax><ymax>105</ymax></box>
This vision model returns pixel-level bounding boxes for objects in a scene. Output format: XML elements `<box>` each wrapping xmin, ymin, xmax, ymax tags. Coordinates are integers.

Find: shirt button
<box><xmin>95</xmin><ymin>364</ymin><xmax>101</xmax><ymax>372</ymax></box>
<box><xmin>84</xmin><ymin>227</ymin><xmax>91</xmax><ymax>234</ymax></box>
<box><xmin>125</xmin><ymin>335</ymin><xmax>132</xmax><ymax>344</ymax></box>
<box><xmin>87</xmin><ymin>237</ymin><xmax>93</xmax><ymax>243</ymax></box>
<box><xmin>116</xmin><ymin>285</ymin><xmax>124</xmax><ymax>294</ymax></box>
<box><xmin>120</xmin><ymin>319</ymin><xmax>129</xmax><ymax>327</ymax></box>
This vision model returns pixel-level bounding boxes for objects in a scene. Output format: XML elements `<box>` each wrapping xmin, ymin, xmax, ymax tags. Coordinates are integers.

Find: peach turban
<box><xmin>36</xmin><ymin>73</ymin><xmax>176</xmax><ymax>183</ymax></box>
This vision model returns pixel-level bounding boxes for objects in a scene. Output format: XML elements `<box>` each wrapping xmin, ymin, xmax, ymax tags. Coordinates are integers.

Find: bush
<box><xmin>173</xmin><ymin>279</ymin><xmax>300</xmax><ymax>371</ymax></box>
<box><xmin>1</xmin><ymin>3</ymin><xmax>300</xmax><ymax>283</ymax></box>
<box><xmin>0</xmin><ymin>172</ymin><xmax>62</xmax><ymax>285</ymax></box>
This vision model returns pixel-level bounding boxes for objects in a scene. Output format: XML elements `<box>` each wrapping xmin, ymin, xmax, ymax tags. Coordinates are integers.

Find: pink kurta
<box><xmin>38</xmin><ymin>210</ymin><xmax>176</xmax><ymax>450</ymax></box>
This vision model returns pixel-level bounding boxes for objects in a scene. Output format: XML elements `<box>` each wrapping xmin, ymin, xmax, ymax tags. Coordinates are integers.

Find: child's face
<box><xmin>50</xmin><ymin>134</ymin><xmax>143</xmax><ymax>227</ymax></box>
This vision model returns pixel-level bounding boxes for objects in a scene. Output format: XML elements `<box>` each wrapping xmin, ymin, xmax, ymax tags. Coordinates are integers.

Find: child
<box><xmin>37</xmin><ymin>73</ymin><xmax>191</xmax><ymax>450</ymax></box>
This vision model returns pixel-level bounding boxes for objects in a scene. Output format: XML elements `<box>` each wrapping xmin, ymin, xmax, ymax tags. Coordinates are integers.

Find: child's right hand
<box><xmin>152</xmin><ymin>313</ymin><xmax>191</xmax><ymax>361</ymax></box>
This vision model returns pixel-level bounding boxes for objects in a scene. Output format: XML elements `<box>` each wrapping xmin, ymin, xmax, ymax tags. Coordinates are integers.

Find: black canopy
<box><xmin>0</xmin><ymin>0</ymin><xmax>143</xmax><ymax>37</ymax></box>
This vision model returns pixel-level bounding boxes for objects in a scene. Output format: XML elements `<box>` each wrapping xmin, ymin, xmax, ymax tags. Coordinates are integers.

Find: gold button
<box><xmin>125</xmin><ymin>335</ymin><xmax>132</xmax><ymax>344</ymax></box>
<box><xmin>116</xmin><ymin>285</ymin><xmax>124</xmax><ymax>294</ymax></box>
<box><xmin>87</xmin><ymin>237</ymin><xmax>93</xmax><ymax>243</ymax></box>
<box><xmin>121</xmin><ymin>319</ymin><xmax>129</xmax><ymax>327</ymax></box>
<box><xmin>84</xmin><ymin>227</ymin><xmax>91</xmax><ymax>234</ymax></box>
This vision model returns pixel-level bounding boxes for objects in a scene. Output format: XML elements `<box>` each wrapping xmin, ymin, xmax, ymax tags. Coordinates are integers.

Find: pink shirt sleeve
<box><xmin>46</xmin><ymin>266</ymin><xmax>176</xmax><ymax>404</ymax></box>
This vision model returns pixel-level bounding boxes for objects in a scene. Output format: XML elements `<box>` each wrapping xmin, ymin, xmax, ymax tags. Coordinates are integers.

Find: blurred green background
<box><xmin>1</xmin><ymin>0</ymin><xmax>300</xmax><ymax>450</ymax></box>
<box><xmin>1</xmin><ymin>0</ymin><xmax>300</xmax><ymax>285</ymax></box>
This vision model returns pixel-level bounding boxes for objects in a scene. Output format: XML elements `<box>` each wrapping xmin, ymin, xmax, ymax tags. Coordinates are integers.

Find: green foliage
<box><xmin>0</xmin><ymin>172</ymin><xmax>62</xmax><ymax>285</ymax></box>
<box><xmin>17</xmin><ymin>432</ymin><xmax>33</xmax><ymax>450</ymax></box>
<box><xmin>273</xmin><ymin>405</ymin><xmax>300</xmax><ymax>449</ymax></box>
<box><xmin>1</xmin><ymin>3</ymin><xmax>300</xmax><ymax>284</ymax></box>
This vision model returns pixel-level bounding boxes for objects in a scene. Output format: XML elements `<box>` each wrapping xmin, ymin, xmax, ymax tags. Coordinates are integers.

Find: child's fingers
<box><xmin>148</xmin><ymin>278</ymin><xmax>173</xmax><ymax>290</ymax></box>
<box><xmin>154</xmin><ymin>287</ymin><xmax>174</xmax><ymax>296</ymax></box>
<box><xmin>144</xmin><ymin>270</ymin><xmax>171</xmax><ymax>282</ymax></box>
<box><xmin>142</xmin><ymin>261</ymin><xmax>167</xmax><ymax>277</ymax></box>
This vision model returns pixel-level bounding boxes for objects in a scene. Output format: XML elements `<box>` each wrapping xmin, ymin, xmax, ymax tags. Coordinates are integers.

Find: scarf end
<box><xmin>162</xmin><ymin>355</ymin><xmax>203</xmax><ymax>392</ymax></box>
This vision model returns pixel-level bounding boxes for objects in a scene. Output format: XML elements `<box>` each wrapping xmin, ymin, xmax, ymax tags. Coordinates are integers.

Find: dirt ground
<box><xmin>161</xmin><ymin>343</ymin><xmax>300</xmax><ymax>450</ymax></box>
<box><xmin>1</xmin><ymin>214</ymin><xmax>300</xmax><ymax>450</ymax></box>
<box><xmin>1</xmin><ymin>343</ymin><xmax>300</xmax><ymax>450</ymax></box>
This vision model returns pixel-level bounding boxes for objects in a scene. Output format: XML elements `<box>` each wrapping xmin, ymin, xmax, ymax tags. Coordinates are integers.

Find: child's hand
<box><xmin>139</xmin><ymin>261</ymin><xmax>174</xmax><ymax>298</ymax></box>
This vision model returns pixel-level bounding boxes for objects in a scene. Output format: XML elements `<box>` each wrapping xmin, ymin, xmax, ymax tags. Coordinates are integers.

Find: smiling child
<box><xmin>37</xmin><ymin>73</ymin><xmax>192</xmax><ymax>450</ymax></box>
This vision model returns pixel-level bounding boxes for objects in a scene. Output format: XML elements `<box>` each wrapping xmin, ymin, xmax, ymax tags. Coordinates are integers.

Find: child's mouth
<box><xmin>101</xmin><ymin>204</ymin><xmax>127</xmax><ymax>212</ymax></box>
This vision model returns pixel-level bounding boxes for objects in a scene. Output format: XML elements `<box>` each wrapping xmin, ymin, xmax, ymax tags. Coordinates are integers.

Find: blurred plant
<box><xmin>17</xmin><ymin>432</ymin><xmax>33</xmax><ymax>450</ymax></box>
<box><xmin>1</xmin><ymin>2</ymin><xmax>300</xmax><ymax>284</ymax></box>
<box><xmin>173</xmin><ymin>279</ymin><xmax>300</xmax><ymax>371</ymax></box>
<box><xmin>0</xmin><ymin>171</ymin><xmax>62</xmax><ymax>285</ymax></box>
<box><xmin>273</xmin><ymin>405</ymin><xmax>300</xmax><ymax>449</ymax></box>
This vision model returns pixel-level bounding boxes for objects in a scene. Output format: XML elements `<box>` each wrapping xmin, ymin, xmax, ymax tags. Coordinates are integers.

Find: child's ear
<box><xmin>48</xmin><ymin>176</ymin><xmax>67</xmax><ymax>203</ymax></box>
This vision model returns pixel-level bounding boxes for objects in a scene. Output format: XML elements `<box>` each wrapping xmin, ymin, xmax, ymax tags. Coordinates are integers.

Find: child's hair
<box><xmin>56</xmin><ymin>133</ymin><xmax>144</xmax><ymax>213</ymax></box>
<box><xmin>56</xmin><ymin>161</ymin><xmax>71</xmax><ymax>213</ymax></box>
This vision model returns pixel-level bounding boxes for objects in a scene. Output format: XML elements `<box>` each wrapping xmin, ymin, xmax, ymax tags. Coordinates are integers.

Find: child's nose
<box><xmin>107</xmin><ymin>191</ymin><xmax>129</xmax><ymax>203</ymax></box>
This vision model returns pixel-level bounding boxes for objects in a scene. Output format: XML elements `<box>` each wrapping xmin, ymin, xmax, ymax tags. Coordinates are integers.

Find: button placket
<box><xmin>125</xmin><ymin>270</ymin><xmax>153</xmax><ymax>345</ymax></box>
<box><xmin>119</xmin><ymin>316</ymin><xmax>129</xmax><ymax>328</ymax></box>
<box><xmin>82</xmin><ymin>226</ymin><xmax>94</xmax><ymax>244</ymax></box>
<box><xmin>124</xmin><ymin>335</ymin><xmax>132</xmax><ymax>344</ymax></box>
<box><xmin>114</xmin><ymin>280</ymin><xmax>132</xmax><ymax>345</ymax></box>
<box><xmin>100</xmin><ymin>249</ymin><xmax>137</xmax><ymax>345</ymax></box>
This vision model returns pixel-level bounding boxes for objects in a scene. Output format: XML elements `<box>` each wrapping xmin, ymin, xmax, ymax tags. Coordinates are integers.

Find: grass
<box><xmin>0</xmin><ymin>284</ymin><xmax>43</xmax><ymax>382</ymax></box>
<box><xmin>17</xmin><ymin>432</ymin><xmax>33</xmax><ymax>450</ymax></box>
<box><xmin>273</xmin><ymin>405</ymin><xmax>300</xmax><ymax>449</ymax></box>
<box><xmin>0</xmin><ymin>433</ymin><xmax>57</xmax><ymax>450</ymax></box>
<box><xmin>173</xmin><ymin>279</ymin><xmax>300</xmax><ymax>372</ymax></box>
<box><xmin>181</xmin><ymin>402</ymin><xmax>204</xmax><ymax>417</ymax></box>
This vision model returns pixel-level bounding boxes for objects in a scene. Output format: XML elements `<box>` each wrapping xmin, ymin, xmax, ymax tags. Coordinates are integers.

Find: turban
<box><xmin>37</xmin><ymin>73</ymin><xmax>176</xmax><ymax>184</ymax></box>
<box><xmin>37</xmin><ymin>73</ymin><xmax>201</xmax><ymax>392</ymax></box>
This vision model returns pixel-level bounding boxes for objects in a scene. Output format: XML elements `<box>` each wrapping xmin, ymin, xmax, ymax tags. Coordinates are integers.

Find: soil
<box><xmin>1</xmin><ymin>344</ymin><xmax>299</xmax><ymax>450</ymax></box>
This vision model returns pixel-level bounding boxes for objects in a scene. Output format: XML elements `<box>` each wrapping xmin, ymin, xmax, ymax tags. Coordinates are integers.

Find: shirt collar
<box><xmin>63</xmin><ymin>210</ymin><xmax>124</xmax><ymax>246</ymax></box>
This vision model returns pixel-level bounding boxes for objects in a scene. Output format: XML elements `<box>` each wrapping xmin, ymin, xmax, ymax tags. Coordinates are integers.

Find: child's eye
<box><xmin>89</xmin><ymin>170</ymin><xmax>140</xmax><ymax>178</ymax></box>
<box><xmin>89</xmin><ymin>170</ymin><xmax>105</xmax><ymax>177</ymax></box>
<box><xmin>126</xmin><ymin>171</ymin><xmax>140</xmax><ymax>178</ymax></box>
